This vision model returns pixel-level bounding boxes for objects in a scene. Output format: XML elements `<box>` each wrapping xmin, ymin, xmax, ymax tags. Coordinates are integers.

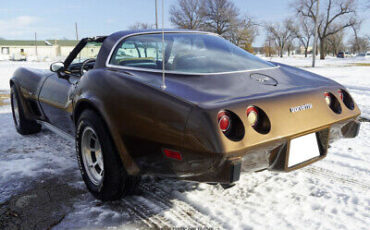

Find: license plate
<box><xmin>288</xmin><ymin>133</ymin><xmax>320</xmax><ymax>167</ymax></box>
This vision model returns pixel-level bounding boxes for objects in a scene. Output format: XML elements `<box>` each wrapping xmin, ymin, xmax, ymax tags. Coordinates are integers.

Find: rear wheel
<box><xmin>10</xmin><ymin>85</ymin><xmax>41</xmax><ymax>135</ymax></box>
<box><xmin>76</xmin><ymin>109</ymin><xmax>140</xmax><ymax>201</ymax></box>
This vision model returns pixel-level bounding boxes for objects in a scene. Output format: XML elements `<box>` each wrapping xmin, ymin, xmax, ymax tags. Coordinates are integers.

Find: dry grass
<box><xmin>350</xmin><ymin>63</ymin><xmax>370</xmax><ymax>67</ymax></box>
<box><xmin>0</xmin><ymin>93</ymin><xmax>10</xmax><ymax>106</ymax></box>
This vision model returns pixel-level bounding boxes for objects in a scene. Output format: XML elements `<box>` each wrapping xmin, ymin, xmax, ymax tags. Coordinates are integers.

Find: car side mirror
<box><xmin>50</xmin><ymin>62</ymin><xmax>65</xmax><ymax>72</ymax></box>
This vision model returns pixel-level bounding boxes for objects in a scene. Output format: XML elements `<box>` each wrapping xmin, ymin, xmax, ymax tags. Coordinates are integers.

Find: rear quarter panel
<box><xmin>74</xmin><ymin>68</ymin><xmax>193</xmax><ymax>175</ymax></box>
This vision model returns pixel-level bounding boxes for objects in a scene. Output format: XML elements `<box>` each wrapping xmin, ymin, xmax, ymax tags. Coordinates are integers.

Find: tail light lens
<box><xmin>324</xmin><ymin>92</ymin><xmax>332</xmax><ymax>105</ymax></box>
<box><xmin>218</xmin><ymin>111</ymin><xmax>231</xmax><ymax>133</ymax></box>
<box><xmin>246</xmin><ymin>106</ymin><xmax>258</xmax><ymax>127</ymax></box>
<box><xmin>338</xmin><ymin>89</ymin><xmax>355</xmax><ymax>110</ymax></box>
<box><xmin>337</xmin><ymin>89</ymin><xmax>344</xmax><ymax>101</ymax></box>
<box><xmin>246</xmin><ymin>105</ymin><xmax>271</xmax><ymax>134</ymax></box>
<box><xmin>217</xmin><ymin>110</ymin><xmax>245</xmax><ymax>141</ymax></box>
<box><xmin>324</xmin><ymin>92</ymin><xmax>342</xmax><ymax>114</ymax></box>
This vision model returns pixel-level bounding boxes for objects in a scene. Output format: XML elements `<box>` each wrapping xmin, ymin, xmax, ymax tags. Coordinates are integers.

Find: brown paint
<box><xmin>10</xmin><ymin>30</ymin><xmax>361</xmax><ymax>185</ymax></box>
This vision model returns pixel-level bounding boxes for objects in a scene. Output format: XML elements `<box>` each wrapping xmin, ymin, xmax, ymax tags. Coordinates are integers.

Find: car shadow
<box><xmin>1</xmin><ymin>174</ymin><xmax>203</xmax><ymax>230</ymax></box>
<box><xmin>0</xmin><ymin>110</ymin><xmax>206</xmax><ymax>229</ymax></box>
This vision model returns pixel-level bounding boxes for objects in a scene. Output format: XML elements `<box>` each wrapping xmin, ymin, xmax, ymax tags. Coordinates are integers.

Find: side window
<box><xmin>110</xmin><ymin>34</ymin><xmax>164</xmax><ymax>69</ymax></box>
<box><xmin>109</xmin><ymin>34</ymin><xmax>208</xmax><ymax>70</ymax></box>
<box><xmin>167</xmin><ymin>36</ymin><xmax>206</xmax><ymax>65</ymax></box>
<box><xmin>116</xmin><ymin>41</ymin><xmax>139</xmax><ymax>59</ymax></box>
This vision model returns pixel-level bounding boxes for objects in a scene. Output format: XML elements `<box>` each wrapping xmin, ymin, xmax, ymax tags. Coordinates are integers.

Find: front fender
<box><xmin>10</xmin><ymin>67</ymin><xmax>53</xmax><ymax>120</ymax></box>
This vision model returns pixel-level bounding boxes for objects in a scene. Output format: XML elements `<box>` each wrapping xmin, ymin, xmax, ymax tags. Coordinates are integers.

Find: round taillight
<box><xmin>324</xmin><ymin>92</ymin><xmax>331</xmax><ymax>105</ymax></box>
<box><xmin>338</xmin><ymin>89</ymin><xmax>343</xmax><ymax>101</ymax></box>
<box><xmin>218</xmin><ymin>111</ymin><xmax>231</xmax><ymax>132</ymax></box>
<box><xmin>339</xmin><ymin>89</ymin><xmax>355</xmax><ymax>110</ymax></box>
<box><xmin>246</xmin><ymin>106</ymin><xmax>258</xmax><ymax>127</ymax></box>
<box><xmin>324</xmin><ymin>92</ymin><xmax>342</xmax><ymax>114</ymax></box>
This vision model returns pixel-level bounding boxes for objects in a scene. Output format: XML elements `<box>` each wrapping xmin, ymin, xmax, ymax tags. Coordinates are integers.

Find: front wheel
<box><xmin>76</xmin><ymin>109</ymin><xmax>140</xmax><ymax>201</ymax></box>
<box><xmin>10</xmin><ymin>85</ymin><xmax>41</xmax><ymax>135</ymax></box>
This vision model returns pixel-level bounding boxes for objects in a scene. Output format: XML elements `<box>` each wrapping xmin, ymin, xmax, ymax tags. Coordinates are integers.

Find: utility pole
<box><xmin>312</xmin><ymin>0</ymin><xmax>320</xmax><ymax>67</ymax></box>
<box><xmin>75</xmin><ymin>22</ymin><xmax>81</xmax><ymax>61</ymax></box>
<box><xmin>34</xmin><ymin>32</ymin><xmax>38</xmax><ymax>57</ymax></box>
<box><xmin>75</xmin><ymin>22</ymin><xmax>79</xmax><ymax>41</ymax></box>
<box><xmin>155</xmin><ymin>0</ymin><xmax>158</xmax><ymax>29</ymax></box>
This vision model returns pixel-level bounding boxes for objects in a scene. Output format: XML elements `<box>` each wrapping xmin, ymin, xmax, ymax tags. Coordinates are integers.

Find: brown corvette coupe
<box><xmin>10</xmin><ymin>30</ymin><xmax>360</xmax><ymax>200</ymax></box>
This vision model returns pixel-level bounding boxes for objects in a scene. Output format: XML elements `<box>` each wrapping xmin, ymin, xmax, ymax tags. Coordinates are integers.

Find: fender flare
<box><xmin>9</xmin><ymin>79</ymin><xmax>34</xmax><ymax>120</ymax></box>
<box><xmin>73</xmin><ymin>97</ymin><xmax>140</xmax><ymax>176</ymax></box>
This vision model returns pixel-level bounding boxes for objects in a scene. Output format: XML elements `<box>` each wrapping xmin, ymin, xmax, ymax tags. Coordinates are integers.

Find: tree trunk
<box><xmin>304</xmin><ymin>48</ymin><xmax>308</xmax><ymax>58</ymax></box>
<box><xmin>320</xmin><ymin>38</ymin><xmax>325</xmax><ymax>60</ymax></box>
<box><xmin>280</xmin><ymin>47</ymin><xmax>283</xmax><ymax>58</ymax></box>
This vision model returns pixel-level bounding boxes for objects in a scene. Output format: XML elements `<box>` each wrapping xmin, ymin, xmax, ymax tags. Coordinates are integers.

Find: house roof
<box><xmin>0</xmin><ymin>40</ymin><xmax>78</xmax><ymax>46</ymax></box>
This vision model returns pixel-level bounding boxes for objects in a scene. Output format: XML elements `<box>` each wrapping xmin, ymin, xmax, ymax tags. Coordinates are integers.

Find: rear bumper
<box><xmin>183</xmin><ymin>118</ymin><xmax>360</xmax><ymax>184</ymax></box>
<box><xmin>337</xmin><ymin>119</ymin><xmax>361</xmax><ymax>138</ymax></box>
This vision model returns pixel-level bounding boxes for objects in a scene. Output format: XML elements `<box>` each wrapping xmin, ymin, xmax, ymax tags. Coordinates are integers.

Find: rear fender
<box><xmin>74</xmin><ymin>95</ymin><xmax>141</xmax><ymax>176</ymax></box>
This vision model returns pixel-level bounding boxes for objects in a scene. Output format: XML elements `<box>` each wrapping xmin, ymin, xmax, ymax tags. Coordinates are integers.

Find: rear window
<box><xmin>109</xmin><ymin>33</ymin><xmax>275</xmax><ymax>74</ymax></box>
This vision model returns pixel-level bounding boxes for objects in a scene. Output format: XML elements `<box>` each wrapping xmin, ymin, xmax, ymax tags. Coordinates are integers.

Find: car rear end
<box><xmin>101</xmin><ymin>31</ymin><xmax>361</xmax><ymax>185</ymax></box>
<box><xmin>179</xmin><ymin>85</ymin><xmax>360</xmax><ymax>185</ymax></box>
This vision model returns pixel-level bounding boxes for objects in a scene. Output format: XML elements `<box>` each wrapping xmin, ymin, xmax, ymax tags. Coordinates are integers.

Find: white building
<box><xmin>0</xmin><ymin>40</ymin><xmax>78</xmax><ymax>60</ymax></box>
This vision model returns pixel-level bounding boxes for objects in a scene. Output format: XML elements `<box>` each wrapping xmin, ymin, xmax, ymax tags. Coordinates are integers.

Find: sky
<box><xmin>0</xmin><ymin>0</ymin><xmax>369</xmax><ymax>46</ymax></box>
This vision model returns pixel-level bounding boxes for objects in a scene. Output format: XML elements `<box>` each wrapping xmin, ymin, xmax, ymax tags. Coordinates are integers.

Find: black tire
<box><xmin>10</xmin><ymin>85</ymin><xmax>41</xmax><ymax>135</ymax></box>
<box><xmin>76</xmin><ymin>109</ymin><xmax>140</xmax><ymax>201</ymax></box>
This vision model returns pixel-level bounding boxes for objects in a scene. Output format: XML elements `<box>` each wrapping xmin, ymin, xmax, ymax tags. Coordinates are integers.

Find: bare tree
<box><xmin>349</xmin><ymin>20</ymin><xmax>365</xmax><ymax>54</ymax></box>
<box><xmin>326</xmin><ymin>30</ymin><xmax>345</xmax><ymax>56</ymax></box>
<box><xmin>169</xmin><ymin>0</ymin><xmax>206</xmax><ymax>29</ymax></box>
<box><xmin>295</xmin><ymin>0</ymin><xmax>358</xmax><ymax>59</ymax></box>
<box><xmin>266</xmin><ymin>19</ymin><xmax>295</xmax><ymax>57</ymax></box>
<box><xmin>129</xmin><ymin>22</ymin><xmax>154</xmax><ymax>30</ymax></box>
<box><xmin>170</xmin><ymin>0</ymin><xmax>259</xmax><ymax>51</ymax></box>
<box><xmin>263</xmin><ymin>34</ymin><xmax>277</xmax><ymax>57</ymax></box>
<box><xmin>292</xmin><ymin>17</ymin><xmax>314</xmax><ymax>57</ymax></box>
<box><xmin>286</xmin><ymin>38</ymin><xmax>296</xmax><ymax>56</ymax></box>
<box><xmin>227</xmin><ymin>16</ymin><xmax>259</xmax><ymax>52</ymax></box>
<box><xmin>349</xmin><ymin>36</ymin><xmax>369</xmax><ymax>54</ymax></box>
<box><xmin>202</xmin><ymin>0</ymin><xmax>240</xmax><ymax>35</ymax></box>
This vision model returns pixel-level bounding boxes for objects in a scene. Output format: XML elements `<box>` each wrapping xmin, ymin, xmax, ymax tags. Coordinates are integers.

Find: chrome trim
<box><xmin>105</xmin><ymin>31</ymin><xmax>279</xmax><ymax>76</ymax></box>
<box><xmin>81</xmin><ymin>126</ymin><xmax>104</xmax><ymax>186</ymax></box>
<box><xmin>37</xmin><ymin>120</ymin><xmax>74</xmax><ymax>143</ymax></box>
<box><xmin>107</xmin><ymin>64</ymin><xmax>280</xmax><ymax>76</ymax></box>
<box><xmin>105</xmin><ymin>31</ymin><xmax>216</xmax><ymax>68</ymax></box>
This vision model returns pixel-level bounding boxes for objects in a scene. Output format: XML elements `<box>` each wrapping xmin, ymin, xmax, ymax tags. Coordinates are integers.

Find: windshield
<box><xmin>72</xmin><ymin>41</ymin><xmax>102</xmax><ymax>64</ymax></box>
<box><xmin>109</xmin><ymin>33</ymin><xmax>275</xmax><ymax>74</ymax></box>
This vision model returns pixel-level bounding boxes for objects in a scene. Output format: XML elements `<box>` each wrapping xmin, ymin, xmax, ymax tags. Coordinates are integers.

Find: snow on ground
<box><xmin>0</xmin><ymin>58</ymin><xmax>369</xmax><ymax>229</ymax></box>
<box><xmin>0</xmin><ymin>61</ymin><xmax>51</xmax><ymax>91</ymax></box>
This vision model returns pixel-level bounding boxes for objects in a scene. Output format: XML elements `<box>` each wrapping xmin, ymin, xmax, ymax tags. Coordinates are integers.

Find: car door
<box><xmin>38</xmin><ymin>73</ymin><xmax>78</xmax><ymax>135</ymax></box>
<box><xmin>38</xmin><ymin>38</ymin><xmax>105</xmax><ymax>136</ymax></box>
